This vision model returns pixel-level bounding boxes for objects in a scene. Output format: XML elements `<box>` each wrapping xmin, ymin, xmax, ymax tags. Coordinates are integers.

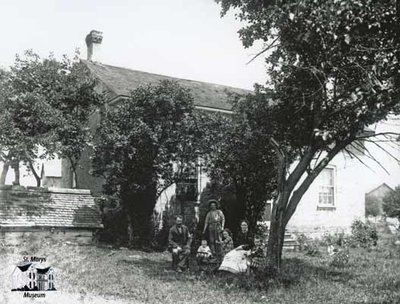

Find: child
<box><xmin>197</xmin><ymin>240</ymin><xmax>212</xmax><ymax>260</ymax></box>
<box><xmin>221</xmin><ymin>228</ymin><xmax>234</xmax><ymax>257</ymax></box>
<box><xmin>247</xmin><ymin>236</ymin><xmax>266</xmax><ymax>273</ymax></box>
<box><xmin>196</xmin><ymin>240</ymin><xmax>213</xmax><ymax>271</ymax></box>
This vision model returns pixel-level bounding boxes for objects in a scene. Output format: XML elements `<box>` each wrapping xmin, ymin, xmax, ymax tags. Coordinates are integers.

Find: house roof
<box><xmin>366</xmin><ymin>183</ymin><xmax>394</xmax><ymax>196</ymax></box>
<box><xmin>0</xmin><ymin>186</ymin><xmax>102</xmax><ymax>229</ymax></box>
<box><xmin>17</xmin><ymin>263</ymin><xmax>32</xmax><ymax>272</ymax></box>
<box><xmin>37</xmin><ymin>267</ymin><xmax>51</xmax><ymax>274</ymax></box>
<box><xmin>82</xmin><ymin>60</ymin><xmax>251</xmax><ymax>111</ymax></box>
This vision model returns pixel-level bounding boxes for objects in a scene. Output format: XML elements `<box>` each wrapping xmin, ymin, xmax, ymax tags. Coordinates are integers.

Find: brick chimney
<box><xmin>85</xmin><ymin>30</ymin><xmax>103</xmax><ymax>61</ymax></box>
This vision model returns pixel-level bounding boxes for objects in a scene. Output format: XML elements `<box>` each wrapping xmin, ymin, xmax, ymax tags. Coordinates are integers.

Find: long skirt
<box><xmin>218</xmin><ymin>248</ymin><xmax>249</xmax><ymax>274</ymax></box>
<box><xmin>208</xmin><ymin>226</ymin><xmax>222</xmax><ymax>256</ymax></box>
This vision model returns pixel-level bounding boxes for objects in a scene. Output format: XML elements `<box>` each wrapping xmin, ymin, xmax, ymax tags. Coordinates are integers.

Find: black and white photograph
<box><xmin>0</xmin><ymin>1</ymin><xmax>400</xmax><ymax>303</ymax></box>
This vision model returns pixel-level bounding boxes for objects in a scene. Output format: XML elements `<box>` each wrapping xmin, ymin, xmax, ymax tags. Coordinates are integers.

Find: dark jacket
<box><xmin>234</xmin><ymin>231</ymin><xmax>254</xmax><ymax>250</ymax></box>
<box><xmin>168</xmin><ymin>224</ymin><xmax>191</xmax><ymax>250</ymax></box>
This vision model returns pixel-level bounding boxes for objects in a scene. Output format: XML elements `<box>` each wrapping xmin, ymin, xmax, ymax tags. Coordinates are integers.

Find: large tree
<box><xmin>0</xmin><ymin>51</ymin><xmax>102</xmax><ymax>186</ymax></box>
<box><xmin>218</xmin><ymin>0</ymin><xmax>400</xmax><ymax>272</ymax></box>
<box><xmin>206</xmin><ymin>98</ymin><xmax>277</xmax><ymax>232</ymax></box>
<box><xmin>92</xmin><ymin>80</ymin><xmax>205</xmax><ymax>247</ymax></box>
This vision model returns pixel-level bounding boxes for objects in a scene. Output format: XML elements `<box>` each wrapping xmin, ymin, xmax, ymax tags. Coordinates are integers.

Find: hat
<box><xmin>208</xmin><ymin>199</ymin><xmax>219</xmax><ymax>208</ymax></box>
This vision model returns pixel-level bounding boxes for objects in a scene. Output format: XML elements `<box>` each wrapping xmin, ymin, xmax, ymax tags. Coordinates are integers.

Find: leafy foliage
<box><xmin>0</xmin><ymin>50</ymin><xmax>102</xmax><ymax>185</ymax></box>
<box><xmin>330</xmin><ymin>247</ymin><xmax>350</xmax><ymax>268</ymax></box>
<box><xmin>217</xmin><ymin>0</ymin><xmax>400</xmax><ymax>270</ymax></box>
<box><xmin>350</xmin><ymin>220</ymin><xmax>378</xmax><ymax>248</ymax></box>
<box><xmin>383</xmin><ymin>185</ymin><xmax>400</xmax><ymax>220</ymax></box>
<box><xmin>205</xmin><ymin>98</ymin><xmax>277</xmax><ymax>232</ymax></box>
<box><xmin>92</xmin><ymin>80</ymin><xmax>203</xmax><ymax>246</ymax></box>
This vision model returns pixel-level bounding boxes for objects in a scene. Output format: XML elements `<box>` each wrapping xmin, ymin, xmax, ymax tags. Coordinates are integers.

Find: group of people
<box><xmin>168</xmin><ymin>199</ymin><xmax>267</xmax><ymax>274</ymax></box>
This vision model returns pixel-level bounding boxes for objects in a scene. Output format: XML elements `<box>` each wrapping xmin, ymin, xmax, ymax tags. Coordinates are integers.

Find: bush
<box><xmin>295</xmin><ymin>233</ymin><xmax>311</xmax><ymax>252</ymax></box>
<box><xmin>95</xmin><ymin>196</ymin><xmax>128</xmax><ymax>246</ymax></box>
<box><xmin>383</xmin><ymin>186</ymin><xmax>400</xmax><ymax>220</ymax></box>
<box><xmin>330</xmin><ymin>248</ymin><xmax>350</xmax><ymax>268</ymax></box>
<box><xmin>321</xmin><ymin>231</ymin><xmax>348</xmax><ymax>247</ymax></box>
<box><xmin>293</xmin><ymin>233</ymin><xmax>321</xmax><ymax>256</ymax></box>
<box><xmin>350</xmin><ymin>220</ymin><xmax>378</xmax><ymax>248</ymax></box>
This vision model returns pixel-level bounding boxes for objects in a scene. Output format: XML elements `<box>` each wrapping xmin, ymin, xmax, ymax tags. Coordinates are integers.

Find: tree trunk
<box><xmin>266</xmin><ymin>193</ymin><xmax>288</xmax><ymax>274</ymax></box>
<box><xmin>0</xmin><ymin>161</ymin><xmax>10</xmax><ymax>185</ymax></box>
<box><xmin>265</xmin><ymin>142</ymin><xmax>347</xmax><ymax>275</ymax></box>
<box><xmin>126</xmin><ymin>213</ymin><xmax>135</xmax><ymax>247</ymax></box>
<box><xmin>28</xmin><ymin>161</ymin><xmax>41</xmax><ymax>187</ymax></box>
<box><xmin>69</xmin><ymin>159</ymin><xmax>78</xmax><ymax>188</ymax></box>
<box><xmin>12</xmin><ymin>161</ymin><xmax>20</xmax><ymax>186</ymax></box>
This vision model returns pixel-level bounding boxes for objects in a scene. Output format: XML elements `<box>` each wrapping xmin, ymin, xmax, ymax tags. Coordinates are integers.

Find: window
<box><xmin>318</xmin><ymin>168</ymin><xmax>335</xmax><ymax>207</ymax></box>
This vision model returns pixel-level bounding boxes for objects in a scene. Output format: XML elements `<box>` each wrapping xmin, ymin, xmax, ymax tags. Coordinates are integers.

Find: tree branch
<box><xmin>283</xmin><ymin>140</ymin><xmax>349</xmax><ymax>226</ymax></box>
<box><xmin>352</xmin><ymin>141</ymin><xmax>390</xmax><ymax>174</ymax></box>
<box><xmin>28</xmin><ymin>161</ymin><xmax>41</xmax><ymax>187</ymax></box>
<box><xmin>364</xmin><ymin>138</ymin><xmax>400</xmax><ymax>163</ymax></box>
<box><xmin>247</xmin><ymin>36</ymin><xmax>280</xmax><ymax>64</ymax></box>
<box><xmin>269</xmin><ymin>137</ymin><xmax>287</xmax><ymax>194</ymax></box>
<box><xmin>355</xmin><ymin>132</ymin><xmax>400</xmax><ymax>140</ymax></box>
<box><xmin>343</xmin><ymin>146</ymin><xmax>378</xmax><ymax>174</ymax></box>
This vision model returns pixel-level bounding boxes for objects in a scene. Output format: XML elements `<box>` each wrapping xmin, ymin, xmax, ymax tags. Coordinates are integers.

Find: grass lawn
<box><xmin>1</xmin><ymin>225</ymin><xmax>399</xmax><ymax>304</ymax></box>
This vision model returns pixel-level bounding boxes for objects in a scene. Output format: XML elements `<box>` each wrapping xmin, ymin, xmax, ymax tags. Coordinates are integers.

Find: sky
<box><xmin>0</xmin><ymin>0</ymin><xmax>267</xmax><ymax>90</ymax></box>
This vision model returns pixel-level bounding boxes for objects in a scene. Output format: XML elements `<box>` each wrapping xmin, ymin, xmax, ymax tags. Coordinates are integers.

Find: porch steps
<box><xmin>265</xmin><ymin>231</ymin><xmax>299</xmax><ymax>251</ymax></box>
<box><xmin>283</xmin><ymin>232</ymin><xmax>299</xmax><ymax>251</ymax></box>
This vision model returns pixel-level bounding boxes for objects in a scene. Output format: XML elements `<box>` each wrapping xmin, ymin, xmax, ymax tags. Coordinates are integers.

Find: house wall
<box><xmin>287</xmin><ymin>153</ymin><xmax>368</xmax><ymax>236</ymax></box>
<box><xmin>0</xmin><ymin>227</ymin><xmax>95</xmax><ymax>246</ymax></box>
<box><xmin>60</xmin><ymin>108</ymin><xmax>105</xmax><ymax>196</ymax></box>
<box><xmin>287</xmin><ymin>116</ymin><xmax>400</xmax><ymax>236</ymax></box>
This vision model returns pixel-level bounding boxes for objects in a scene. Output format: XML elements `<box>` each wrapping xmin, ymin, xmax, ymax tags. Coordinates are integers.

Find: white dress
<box><xmin>218</xmin><ymin>247</ymin><xmax>250</xmax><ymax>274</ymax></box>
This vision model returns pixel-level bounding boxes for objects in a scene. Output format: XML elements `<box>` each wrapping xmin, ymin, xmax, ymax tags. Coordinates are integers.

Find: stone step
<box><xmin>265</xmin><ymin>230</ymin><xmax>299</xmax><ymax>251</ymax></box>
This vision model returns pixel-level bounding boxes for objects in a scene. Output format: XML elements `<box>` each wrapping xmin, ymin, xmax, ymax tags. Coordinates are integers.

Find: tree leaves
<box><xmin>0</xmin><ymin>50</ymin><xmax>103</xmax><ymax>184</ymax></box>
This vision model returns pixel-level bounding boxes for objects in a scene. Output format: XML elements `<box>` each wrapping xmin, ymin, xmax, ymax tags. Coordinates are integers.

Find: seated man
<box><xmin>168</xmin><ymin>215</ymin><xmax>192</xmax><ymax>272</ymax></box>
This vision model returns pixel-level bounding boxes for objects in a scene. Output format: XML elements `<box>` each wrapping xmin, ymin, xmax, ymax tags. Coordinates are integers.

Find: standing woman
<box><xmin>202</xmin><ymin>199</ymin><xmax>225</xmax><ymax>256</ymax></box>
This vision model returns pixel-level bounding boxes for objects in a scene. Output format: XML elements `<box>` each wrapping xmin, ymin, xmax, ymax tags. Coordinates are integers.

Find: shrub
<box><xmin>304</xmin><ymin>240</ymin><xmax>321</xmax><ymax>256</ymax></box>
<box><xmin>95</xmin><ymin>196</ymin><xmax>128</xmax><ymax>246</ymax></box>
<box><xmin>383</xmin><ymin>186</ymin><xmax>400</xmax><ymax>221</ymax></box>
<box><xmin>322</xmin><ymin>231</ymin><xmax>348</xmax><ymax>247</ymax></box>
<box><xmin>350</xmin><ymin>220</ymin><xmax>378</xmax><ymax>248</ymax></box>
<box><xmin>330</xmin><ymin>248</ymin><xmax>350</xmax><ymax>268</ymax></box>
<box><xmin>295</xmin><ymin>233</ymin><xmax>311</xmax><ymax>252</ymax></box>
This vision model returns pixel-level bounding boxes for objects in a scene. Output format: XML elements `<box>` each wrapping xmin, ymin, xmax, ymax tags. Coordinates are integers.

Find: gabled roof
<box><xmin>82</xmin><ymin>60</ymin><xmax>251</xmax><ymax>111</ymax></box>
<box><xmin>17</xmin><ymin>263</ymin><xmax>32</xmax><ymax>272</ymax></box>
<box><xmin>366</xmin><ymin>183</ymin><xmax>394</xmax><ymax>196</ymax></box>
<box><xmin>37</xmin><ymin>267</ymin><xmax>51</xmax><ymax>274</ymax></box>
<box><xmin>0</xmin><ymin>186</ymin><xmax>102</xmax><ymax>229</ymax></box>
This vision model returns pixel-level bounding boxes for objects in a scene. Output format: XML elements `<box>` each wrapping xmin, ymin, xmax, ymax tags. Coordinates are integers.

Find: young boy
<box><xmin>247</xmin><ymin>236</ymin><xmax>266</xmax><ymax>273</ymax></box>
<box><xmin>196</xmin><ymin>240</ymin><xmax>213</xmax><ymax>271</ymax></box>
<box><xmin>197</xmin><ymin>240</ymin><xmax>212</xmax><ymax>260</ymax></box>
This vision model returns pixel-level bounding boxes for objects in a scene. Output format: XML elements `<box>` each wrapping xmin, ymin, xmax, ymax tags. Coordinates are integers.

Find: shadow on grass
<box><xmin>116</xmin><ymin>253</ymin><xmax>355</xmax><ymax>291</ymax></box>
<box><xmin>280</xmin><ymin>258</ymin><xmax>354</xmax><ymax>285</ymax></box>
